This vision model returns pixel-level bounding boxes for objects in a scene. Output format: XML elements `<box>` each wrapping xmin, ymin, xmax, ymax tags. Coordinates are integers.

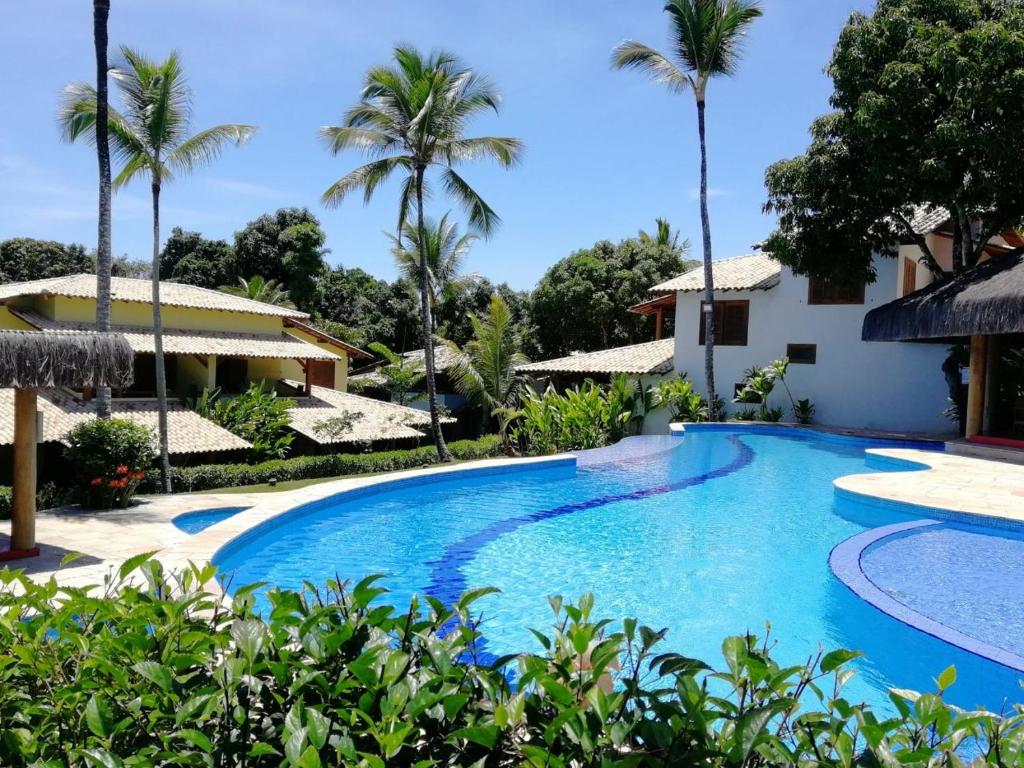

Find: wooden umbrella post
<box><xmin>7</xmin><ymin>387</ymin><xmax>39</xmax><ymax>558</ymax></box>
<box><xmin>965</xmin><ymin>334</ymin><xmax>988</xmax><ymax>439</ymax></box>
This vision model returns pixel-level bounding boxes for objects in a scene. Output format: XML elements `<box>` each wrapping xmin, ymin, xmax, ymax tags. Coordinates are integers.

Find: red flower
<box><xmin>90</xmin><ymin>477</ymin><xmax>103</xmax><ymax>487</ymax></box>
<box><xmin>131</xmin><ymin>471</ymin><xmax>145</xmax><ymax>480</ymax></box>
<box><xmin>108</xmin><ymin>480</ymin><xmax>119</xmax><ymax>489</ymax></box>
<box><xmin>116</xmin><ymin>465</ymin><xmax>129</xmax><ymax>475</ymax></box>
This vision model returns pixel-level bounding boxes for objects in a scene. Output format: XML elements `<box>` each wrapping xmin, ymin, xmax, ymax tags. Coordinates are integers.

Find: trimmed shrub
<box><xmin>0</xmin><ymin>558</ymin><xmax>1013</xmax><ymax>766</ymax></box>
<box><xmin>63</xmin><ymin>419</ymin><xmax>157</xmax><ymax>509</ymax></box>
<box><xmin>0</xmin><ymin>483</ymin><xmax>67</xmax><ymax>520</ymax></box>
<box><xmin>139</xmin><ymin>435</ymin><xmax>504</xmax><ymax>493</ymax></box>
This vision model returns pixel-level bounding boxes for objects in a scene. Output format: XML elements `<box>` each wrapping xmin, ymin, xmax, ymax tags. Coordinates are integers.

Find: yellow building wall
<box><xmin>177</xmin><ymin>353</ymin><xmax>216</xmax><ymax>396</ymax></box>
<box><xmin>283</xmin><ymin>328</ymin><xmax>349</xmax><ymax>390</ymax></box>
<box><xmin>52</xmin><ymin>296</ymin><xmax>283</xmax><ymax>335</ymax></box>
<box><xmin>247</xmin><ymin>357</ymin><xmax>283</xmax><ymax>387</ymax></box>
<box><xmin>0</xmin><ymin>306</ymin><xmax>38</xmax><ymax>330</ymax></box>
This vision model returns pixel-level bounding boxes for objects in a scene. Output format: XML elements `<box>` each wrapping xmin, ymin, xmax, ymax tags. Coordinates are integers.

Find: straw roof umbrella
<box><xmin>0</xmin><ymin>330</ymin><xmax>133</xmax><ymax>559</ymax></box>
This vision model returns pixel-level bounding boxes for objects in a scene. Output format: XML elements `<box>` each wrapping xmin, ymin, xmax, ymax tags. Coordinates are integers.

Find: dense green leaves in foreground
<box><xmin>1</xmin><ymin>559</ymin><xmax>1019</xmax><ymax>766</ymax></box>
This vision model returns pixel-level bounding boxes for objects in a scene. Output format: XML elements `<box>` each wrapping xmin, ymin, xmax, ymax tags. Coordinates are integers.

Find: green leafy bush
<box><xmin>0</xmin><ymin>559</ymin><xmax>1016</xmax><ymax>766</ymax></box>
<box><xmin>138</xmin><ymin>435</ymin><xmax>503</xmax><ymax>493</ymax></box>
<box><xmin>63</xmin><ymin>419</ymin><xmax>156</xmax><ymax>508</ymax></box>
<box><xmin>0</xmin><ymin>483</ymin><xmax>68</xmax><ymax>520</ymax></box>
<box><xmin>193</xmin><ymin>381</ymin><xmax>294</xmax><ymax>462</ymax></box>
<box><xmin>655</xmin><ymin>373</ymin><xmax>712</xmax><ymax>422</ymax></box>
<box><xmin>511</xmin><ymin>381</ymin><xmax>639</xmax><ymax>454</ymax></box>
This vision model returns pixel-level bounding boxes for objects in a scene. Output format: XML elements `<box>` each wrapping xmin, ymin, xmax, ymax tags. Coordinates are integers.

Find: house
<box><xmin>516</xmin><ymin>338</ymin><xmax>676</xmax><ymax>434</ymax></box>
<box><xmin>0</xmin><ymin>274</ymin><xmax>448</xmax><ymax>462</ymax></box>
<box><xmin>630</xmin><ymin>249</ymin><xmax>956</xmax><ymax>435</ymax></box>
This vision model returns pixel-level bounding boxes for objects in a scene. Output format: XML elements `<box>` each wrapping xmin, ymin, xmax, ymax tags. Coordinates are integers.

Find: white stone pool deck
<box><xmin>2</xmin><ymin>430</ymin><xmax>1024</xmax><ymax>590</ymax></box>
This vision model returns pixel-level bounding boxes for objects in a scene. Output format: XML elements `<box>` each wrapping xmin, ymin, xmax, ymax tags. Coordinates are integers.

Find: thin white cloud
<box><xmin>207</xmin><ymin>177</ymin><xmax>286</xmax><ymax>199</ymax></box>
<box><xmin>686</xmin><ymin>187</ymin><xmax>731</xmax><ymax>201</ymax></box>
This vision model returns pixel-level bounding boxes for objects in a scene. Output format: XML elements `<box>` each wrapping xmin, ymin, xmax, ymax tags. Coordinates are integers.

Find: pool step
<box><xmin>945</xmin><ymin>439</ymin><xmax>1024</xmax><ymax>466</ymax></box>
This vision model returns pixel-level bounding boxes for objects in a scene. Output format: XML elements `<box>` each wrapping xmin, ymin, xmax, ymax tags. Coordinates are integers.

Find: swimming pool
<box><xmin>214</xmin><ymin>427</ymin><xmax>1024</xmax><ymax>713</ymax></box>
<box><xmin>173</xmin><ymin>506</ymin><xmax>249</xmax><ymax>535</ymax></box>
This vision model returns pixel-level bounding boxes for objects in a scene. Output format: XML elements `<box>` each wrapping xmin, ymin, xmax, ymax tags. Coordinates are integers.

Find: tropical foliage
<box><xmin>220</xmin><ymin>275</ymin><xmax>293</xmax><ymax>307</ymax></box>
<box><xmin>613</xmin><ymin>0</ymin><xmax>763</xmax><ymax>421</ymax></box>
<box><xmin>448</xmin><ymin>294</ymin><xmax>528</xmax><ymax>443</ymax></box>
<box><xmin>193</xmin><ymin>381</ymin><xmax>294</xmax><ymax>461</ymax></box>
<box><xmin>59</xmin><ymin>46</ymin><xmax>256</xmax><ymax>493</ymax></box>
<box><xmin>63</xmin><ymin>418</ymin><xmax>156</xmax><ymax>508</ymax></box>
<box><xmin>764</xmin><ymin>0</ymin><xmax>1024</xmax><ymax>282</ymax></box>
<box><xmin>321</xmin><ymin>45</ymin><xmax>523</xmax><ymax>461</ymax></box>
<box><xmin>511</xmin><ymin>377</ymin><xmax>646</xmax><ymax>454</ymax></box>
<box><xmin>655</xmin><ymin>373</ymin><xmax>711</xmax><ymax>422</ymax></box>
<box><xmin>0</xmin><ymin>238</ymin><xmax>92</xmax><ymax>283</ymax></box>
<box><xmin>160</xmin><ymin>227</ymin><xmax>238</xmax><ymax>289</ymax></box>
<box><xmin>0</xmin><ymin>560</ymin><xmax>1012</xmax><ymax>767</ymax></box>
<box><xmin>390</xmin><ymin>212</ymin><xmax>478</xmax><ymax>314</ymax></box>
<box><xmin>734</xmin><ymin>358</ymin><xmax>812</xmax><ymax>423</ymax></box>
<box><xmin>359</xmin><ymin>342</ymin><xmax>426</xmax><ymax>406</ymax></box>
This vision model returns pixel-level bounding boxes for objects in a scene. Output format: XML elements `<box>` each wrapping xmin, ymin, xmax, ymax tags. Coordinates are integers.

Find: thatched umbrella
<box><xmin>0</xmin><ymin>330</ymin><xmax>133</xmax><ymax>560</ymax></box>
<box><xmin>862</xmin><ymin>249</ymin><xmax>1024</xmax><ymax>439</ymax></box>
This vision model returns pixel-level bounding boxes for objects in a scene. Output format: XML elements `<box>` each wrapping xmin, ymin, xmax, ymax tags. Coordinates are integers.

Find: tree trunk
<box><xmin>151</xmin><ymin>179</ymin><xmax>172</xmax><ymax>492</ymax></box>
<box><xmin>950</xmin><ymin>202</ymin><xmax>964</xmax><ymax>274</ymax></box>
<box><xmin>93</xmin><ymin>0</ymin><xmax>112</xmax><ymax>419</ymax></box>
<box><xmin>415</xmin><ymin>167</ymin><xmax>453</xmax><ymax>462</ymax></box>
<box><xmin>696</xmin><ymin>99</ymin><xmax>717</xmax><ymax>420</ymax></box>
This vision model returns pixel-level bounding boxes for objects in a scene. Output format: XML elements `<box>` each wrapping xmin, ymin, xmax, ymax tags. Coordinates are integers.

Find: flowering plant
<box><xmin>64</xmin><ymin>419</ymin><xmax>156</xmax><ymax>509</ymax></box>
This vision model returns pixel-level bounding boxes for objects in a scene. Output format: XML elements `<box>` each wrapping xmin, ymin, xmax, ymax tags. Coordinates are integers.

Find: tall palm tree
<box><xmin>92</xmin><ymin>0</ymin><xmax>113</xmax><ymax>419</ymax></box>
<box><xmin>613</xmin><ymin>0</ymin><xmax>762</xmax><ymax>420</ymax></box>
<box><xmin>321</xmin><ymin>45</ymin><xmax>522</xmax><ymax>461</ymax></box>
<box><xmin>448</xmin><ymin>294</ymin><xmax>528</xmax><ymax>446</ymax></box>
<box><xmin>59</xmin><ymin>48</ymin><xmax>256</xmax><ymax>491</ymax></box>
<box><xmin>388</xmin><ymin>212</ymin><xmax>478</xmax><ymax>316</ymax></box>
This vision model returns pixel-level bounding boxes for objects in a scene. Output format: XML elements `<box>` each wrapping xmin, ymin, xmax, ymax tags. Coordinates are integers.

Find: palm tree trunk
<box><xmin>151</xmin><ymin>179</ymin><xmax>172</xmax><ymax>492</ymax></box>
<box><xmin>93</xmin><ymin>0</ymin><xmax>112</xmax><ymax>419</ymax></box>
<box><xmin>415</xmin><ymin>167</ymin><xmax>453</xmax><ymax>462</ymax></box>
<box><xmin>696</xmin><ymin>99</ymin><xmax>717</xmax><ymax>420</ymax></box>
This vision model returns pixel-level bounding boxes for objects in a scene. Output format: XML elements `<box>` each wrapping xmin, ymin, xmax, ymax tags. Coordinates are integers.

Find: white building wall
<box><xmin>670</xmin><ymin>258</ymin><xmax>952</xmax><ymax>435</ymax></box>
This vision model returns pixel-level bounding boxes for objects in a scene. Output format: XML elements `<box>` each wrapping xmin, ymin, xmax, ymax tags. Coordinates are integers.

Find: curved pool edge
<box><xmin>158</xmin><ymin>452</ymin><xmax>577</xmax><ymax>576</ymax></box>
<box><xmin>829</xmin><ymin>521</ymin><xmax>1024</xmax><ymax>673</ymax></box>
<box><xmin>673</xmin><ymin>421</ymin><xmax>946</xmax><ymax>450</ymax></box>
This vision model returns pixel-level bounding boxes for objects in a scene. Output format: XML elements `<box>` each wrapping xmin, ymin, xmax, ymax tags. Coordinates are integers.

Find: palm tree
<box><xmin>221</xmin><ymin>275</ymin><xmax>294</xmax><ymax>308</ymax></box>
<box><xmin>638</xmin><ymin>217</ymin><xmax>680</xmax><ymax>250</ymax></box>
<box><xmin>448</xmin><ymin>294</ymin><xmax>528</xmax><ymax>446</ymax></box>
<box><xmin>320</xmin><ymin>45</ymin><xmax>522</xmax><ymax>461</ymax></box>
<box><xmin>388</xmin><ymin>212</ymin><xmax>478</xmax><ymax>317</ymax></box>
<box><xmin>92</xmin><ymin>0</ymin><xmax>113</xmax><ymax>419</ymax></box>
<box><xmin>59</xmin><ymin>48</ymin><xmax>256</xmax><ymax>492</ymax></box>
<box><xmin>613</xmin><ymin>0</ymin><xmax>762</xmax><ymax>420</ymax></box>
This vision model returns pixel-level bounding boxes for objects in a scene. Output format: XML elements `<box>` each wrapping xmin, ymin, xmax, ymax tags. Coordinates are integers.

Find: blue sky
<box><xmin>0</xmin><ymin>0</ymin><xmax>872</xmax><ymax>290</ymax></box>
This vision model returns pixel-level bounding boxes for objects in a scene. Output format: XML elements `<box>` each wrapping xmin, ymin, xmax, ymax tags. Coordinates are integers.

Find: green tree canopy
<box><xmin>0</xmin><ymin>238</ymin><xmax>92</xmax><ymax>283</ymax></box>
<box><xmin>160</xmin><ymin>227</ymin><xmax>237</xmax><ymax>288</ymax></box>
<box><xmin>436</xmin><ymin>278</ymin><xmax>530</xmax><ymax>350</ymax></box>
<box><xmin>313</xmin><ymin>267</ymin><xmax>421</xmax><ymax>352</ymax></box>
<box><xmin>764</xmin><ymin>0</ymin><xmax>1024</xmax><ymax>281</ymax></box>
<box><xmin>233</xmin><ymin>208</ymin><xmax>327</xmax><ymax>309</ymax></box>
<box><xmin>530</xmin><ymin>232</ymin><xmax>693</xmax><ymax>357</ymax></box>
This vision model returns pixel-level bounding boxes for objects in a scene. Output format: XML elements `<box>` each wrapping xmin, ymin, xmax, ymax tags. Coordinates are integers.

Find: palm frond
<box><xmin>441</xmin><ymin>136</ymin><xmax>523</xmax><ymax>167</ymax></box>
<box><xmin>666</xmin><ymin>0</ymin><xmax>762</xmax><ymax>85</ymax></box>
<box><xmin>112</xmin><ymin>153</ymin><xmax>152</xmax><ymax>189</ymax></box>
<box><xmin>321</xmin><ymin>156</ymin><xmax>412</xmax><ymax>209</ymax></box>
<box><xmin>610</xmin><ymin>41</ymin><xmax>691</xmax><ymax>93</ymax></box>
<box><xmin>319</xmin><ymin>125</ymin><xmax>397</xmax><ymax>156</ymax></box>
<box><xmin>166</xmin><ymin>124</ymin><xmax>257</xmax><ymax>173</ymax></box>
<box><xmin>442</xmin><ymin>168</ymin><xmax>500</xmax><ymax>237</ymax></box>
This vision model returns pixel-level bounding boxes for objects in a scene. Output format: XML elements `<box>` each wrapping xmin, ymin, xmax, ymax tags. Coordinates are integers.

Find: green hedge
<box><xmin>139</xmin><ymin>435</ymin><xmax>504</xmax><ymax>493</ymax></box>
<box><xmin>0</xmin><ymin>483</ymin><xmax>68</xmax><ymax>520</ymax></box>
<box><xmin>0</xmin><ymin>558</ymin><xmax>1011</xmax><ymax>766</ymax></box>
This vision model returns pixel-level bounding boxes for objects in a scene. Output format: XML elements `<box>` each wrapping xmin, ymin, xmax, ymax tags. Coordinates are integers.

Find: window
<box><xmin>120</xmin><ymin>353</ymin><xmax>178</xmax><ymax>397</ymax></box>
<box><xmin>699</xmin><ymin>300</ymin><xmax>749</xmax><ymax>346</ymax></box>
<box><xmin>808</xmin><ymin>278</ymin><xmax>865</xmax><ymax>305</ymax></box>
<box><xmin>786</xmin><ymin>343</ymin><xmax>817</xmax><ymax>365</ymax></box>
<box><xmin>216</xmin><ymin>357</ymin><xmax>248</xmax><ymax>393</ymax></box>
<box><xmin>902</xmin><ymin>257</ymin><xmax>917</xmax><ymax>297</ymax></box>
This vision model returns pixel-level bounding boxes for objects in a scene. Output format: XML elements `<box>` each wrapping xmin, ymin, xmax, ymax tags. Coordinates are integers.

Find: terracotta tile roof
<box><xmin>651</xmin><ymin>253</ymin><xmax>781</xmax><ymax>293</ymax></box>
<box><xmin>284</xmin><ymin>381</ymin><xmax>454</xmax><ymax>444</ymax></box>
<box><xmin>0</xmin><ymin>274</ymin><xmax>307</xmax><ymax>318</ymax></box>
<box><xmin>518</xmin><ymin>338</ymin><xmax>675</xmax><ymax>376</ymax></box>
<box><xmin>12</xmin><ymin>309</ymin><xmax>339</xmax><ymax>361</ymax></box>
<box><xmin>349</xmin><ymin>345</ymin><xmax>461</xmax><ymax>385</ymax></box>
<box><xmin>0</xmin><ymin>388</ymin><xmax>250</xmax><ymax>454</ymax></box>
<box><xmin>908</xmin><ymin>206</ymin><xmax>951</xmax><ymax>236</ymax></box>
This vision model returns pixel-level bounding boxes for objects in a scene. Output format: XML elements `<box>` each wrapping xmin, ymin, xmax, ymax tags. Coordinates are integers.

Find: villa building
<box><xmin>0</xmin><ymin>274</ymin><xmax>447</xmax><ymax>462</ymax></box>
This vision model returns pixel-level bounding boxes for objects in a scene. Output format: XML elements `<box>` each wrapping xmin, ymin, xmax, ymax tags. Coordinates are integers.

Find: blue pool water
<box><xmin>173</xmin><ymin>506</ymin><xmax>248</xmax><ymax>534</ymax></box>
<box><xmin>215</xmin><ymin>429</ymin><xmax>1024</xmax><ymax>712</ymax></box>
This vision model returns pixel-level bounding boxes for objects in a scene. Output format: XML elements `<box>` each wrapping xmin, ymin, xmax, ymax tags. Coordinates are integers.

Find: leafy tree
<box><xmin>765</xmin><ymin>0</ymin><xmax>1024</xmax><ymax>281</ymax></box>
<box><xmin>313</xmin><ymin>267</ymin><xmax>421</xmax><ymax>351</ymax></box>
<box><xmin>160</xmin><ymin>227</ymin><xmax>237</xmax><ymax>288</ymax></box>
<box><xmin>614</xmin><ymin>0</ymin><xmax>763</xmax><ymax>420</ymax></box>
<box><xmin>233</xmin><ymin>208</ymin><xmax>327</xmax><ymax>309</ymax></box>
<box><xmin>0</xmin><ymin>238</ymin><xmax>92</xmax><ymax>283</ymax></box>
<box><xmin>363</xmin><ymin>341</ymin><xmax>425</xmax><ymax>406</ymax></box>
<box><xmin>389</xmin><ymin>212</ymin><xmax>478</xmax><ymax>317</ymax></box>
<box><xmin>110</xmin><ymin>254</ymin><xmax>151</xmax><ymax>279</ymax></box>
<box><xmin>530</xmin><ymin>233</ymin><xmax>692</xmax><ymax>357</ymax></box>
<box><xmin>448</xmin><ymin>294</ymin><xmax>528</xmax><ymax>444</ymax></box>
<box><xmin>321</xmin><ymin>45</ymin><xmax>523</xmax><ymax>462</ymax></box>
<box><xmin>59</xmin><ymin>47</ymin><xmax>256</xmax><ymax>492</ymax></box>
<box><xmin>437</xmin><ymin>278</ymin><xmax>530</xmax><ymax>349</ymax></box>
<box><xmin>194</xmin><ymin>381</ymin><xmax>294</xmax><ymax>462</ymax></box>
<box><xmin>221</xmin><ymin>275</ymin><xmax>293</xmax><ymax>307</ymax></box>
